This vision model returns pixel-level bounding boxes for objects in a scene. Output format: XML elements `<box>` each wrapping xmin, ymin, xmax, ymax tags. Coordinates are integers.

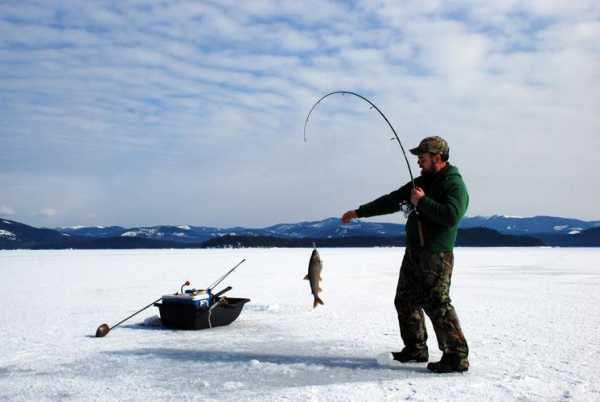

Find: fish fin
<box><xmin>303</xmin><ymin>274</ymin><xmax>310</xmax><ymax>280</ymax></box>
<box><xmin>313</xmin><ymin>297</ymin><xmax>324</xmax><ymax>308</ymax></box>
<box><xmin>317</xmin><ymin>287</ymin><xmax>322</xmax><ymax>292</ymax></box>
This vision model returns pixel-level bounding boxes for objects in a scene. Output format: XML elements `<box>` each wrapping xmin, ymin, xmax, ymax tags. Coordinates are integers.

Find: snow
<box><xmin>177</xmin><ymin>225</ymin><xmax>191</xmax><ymax>231</ymax></box>
<box><xmin>0</xmin><ymin>229</ymin><xmax>16</xmax><ymax>240</ymax></box>
<box><xmin>486</xmin><ymin>215</ymin><xmax>525</xmax><ymax>220</ymax></box>
<box><xmin>119</xmin><ymin>229</ymin><xmax>172</xmax><ymax>238</ymax></box>
<box><xmin>554</xmin><ymin>225</ymin><xmax>569</xmax><ymax>231</ymax></box>
<box><xmin>2</xmin><ymin>220</ymin><xmax>12</xmax><ymax>225</ymax></box>
<box><xmin>1</xmin><ymin>248</ymin><xmax>599</xmax><ymax>401</ymax></box>
<box><xmin>61</xmin><ymin>225</ymin><xmax>105</xmax><ymax>230</ymax></box>
<box><xmin>121</xmin><ymin>228</ymin><xmax>159</xmax><ymax>238</ymax></box>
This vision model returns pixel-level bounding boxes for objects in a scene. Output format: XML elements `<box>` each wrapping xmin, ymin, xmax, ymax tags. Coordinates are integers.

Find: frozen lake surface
<box><xmin>1</xmin><ymin>248</ymin><xmax>599</xmax><ymax>401</ymax></box>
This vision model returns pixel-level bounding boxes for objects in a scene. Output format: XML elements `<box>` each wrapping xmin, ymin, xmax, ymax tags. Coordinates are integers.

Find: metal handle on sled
<box><xmin>213</xmin><ymin>286</ymin><xmax>232</xmax><ymax>298</ymax></box>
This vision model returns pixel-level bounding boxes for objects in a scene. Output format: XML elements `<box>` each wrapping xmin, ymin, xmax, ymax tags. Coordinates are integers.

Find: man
<box><xmin>341</xmin><ymin>136</ymin><xmax>470</xmax><ymax>373</ymax></box>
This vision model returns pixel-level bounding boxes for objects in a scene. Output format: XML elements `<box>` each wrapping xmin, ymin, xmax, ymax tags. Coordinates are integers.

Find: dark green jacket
<box><xmin>356</xmin><ymin>164</ymin><xmax>469</xmax><ymax>253</ymax></box>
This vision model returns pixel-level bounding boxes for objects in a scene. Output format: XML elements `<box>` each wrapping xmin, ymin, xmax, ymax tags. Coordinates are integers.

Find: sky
<box><xmin>1</xmin><ymin>0</ymin><xmax>599</xmax><ymax>228</ymax></box>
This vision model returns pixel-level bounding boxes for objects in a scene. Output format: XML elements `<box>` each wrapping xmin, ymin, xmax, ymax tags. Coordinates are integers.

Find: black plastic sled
<box><xmin>154</xmin><ymin>297</ymin><xmax>250</xmax><ymax>330</ymax></box>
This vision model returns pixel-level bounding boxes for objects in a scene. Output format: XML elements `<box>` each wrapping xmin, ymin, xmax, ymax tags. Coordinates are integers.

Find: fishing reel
<box><xmin>399</xmin><ymin>201</ymin><xmax>415</xmax><ymax>218</ymax></box>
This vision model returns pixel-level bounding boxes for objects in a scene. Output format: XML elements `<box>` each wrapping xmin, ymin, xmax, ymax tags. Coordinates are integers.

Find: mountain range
<box><xmin>1</xmin><ymin>215</ymin><xmax>599</xmax><ymax>249</ymax></box>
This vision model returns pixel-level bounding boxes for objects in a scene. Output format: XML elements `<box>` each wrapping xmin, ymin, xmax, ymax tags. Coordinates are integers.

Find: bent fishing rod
<box><xmin>303</xmin><ymin>90</ymin><xmax>424</xmax><ymax>246</ymax></box>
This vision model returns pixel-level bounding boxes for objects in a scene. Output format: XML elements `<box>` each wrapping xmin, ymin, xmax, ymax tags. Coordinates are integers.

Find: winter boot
<box><xmin>392</xmin><ymin>347</ymin><xmax>429</xmax><ymax>363</ymax></box>
<box><xmin>427</xmin><ymin>353</ymin><xmax>469</xmax><ymax>373</ymax></box>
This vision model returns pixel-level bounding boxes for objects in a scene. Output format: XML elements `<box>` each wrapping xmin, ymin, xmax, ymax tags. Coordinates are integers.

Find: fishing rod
<box><xmin>95</xmin><ymin>280</ymin><xmax>192</xmax><ymax>338</ymax></box>
<box><xmin>207</xmin><ymin>258</ymin><xmax>246</xmax><ymax>291</ymax></box>
<box><xmin>303</xmin><ymin>90</ymin><xmax>424</xmax><ymax>246</ymax></box>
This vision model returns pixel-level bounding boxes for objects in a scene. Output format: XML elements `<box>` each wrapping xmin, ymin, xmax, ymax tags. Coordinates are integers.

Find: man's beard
<box><xmin>421</xmin><ymin>166</ymin><xmax>434</xmax><ymax>176</ymax></box>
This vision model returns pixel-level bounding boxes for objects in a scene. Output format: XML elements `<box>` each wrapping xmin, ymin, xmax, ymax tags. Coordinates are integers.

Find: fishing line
<box><xmin>303</xmin><ymin>90</ymin><xmax>424</xmax><ymax>246</ymax></box>
<box><xmin>303</xmin><ymin>90</ymin><xmax>415</xmax><ymax>188</ymax></box>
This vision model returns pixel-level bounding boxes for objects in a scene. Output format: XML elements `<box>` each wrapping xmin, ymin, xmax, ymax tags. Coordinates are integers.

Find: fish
<box><xmin>304</xmin><ymin>246</ymin><xmax>324</xmax><ymax>308</ymax></box>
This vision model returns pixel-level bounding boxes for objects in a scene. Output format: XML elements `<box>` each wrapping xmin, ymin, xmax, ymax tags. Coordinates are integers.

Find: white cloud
<box><xmin>0</xmin><ymin>205</ymin><xmax>15</xmax><ymax>216</ymax></box>
<box><xmin>1</xmin><ymin>0</ymin><xmax>599</xmax><ymax>225</ymax></box>
<box><xmin>38</xmin><ymin>208</ymin><xmax>57</xmax><ymax>218</ymax></box>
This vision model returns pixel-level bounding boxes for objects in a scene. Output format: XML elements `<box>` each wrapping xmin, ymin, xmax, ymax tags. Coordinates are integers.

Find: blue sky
<box><xmin>1</xmin><ymin>0</ymin><xmax>599</xmax><ymax>227</ymax></box>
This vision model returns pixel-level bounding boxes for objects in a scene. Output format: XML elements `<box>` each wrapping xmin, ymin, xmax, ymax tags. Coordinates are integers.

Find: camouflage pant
<box><xmin>394</xmin><ymin>247</ymin><xmax>469</xmax><ymax>357</ymax></box>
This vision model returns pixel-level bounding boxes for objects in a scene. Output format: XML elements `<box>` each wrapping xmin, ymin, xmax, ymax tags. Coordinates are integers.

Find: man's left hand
<box><xmin>411</xmin><ymin>187</ymin><xmax>425</xmax><ymax>206</ymax></box>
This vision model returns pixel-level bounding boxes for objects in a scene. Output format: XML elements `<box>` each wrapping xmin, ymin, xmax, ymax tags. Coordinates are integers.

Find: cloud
<box><xmin>37</xmin><ymin>208</ymin><xmax>57</xmax><ymax>218</ymax></box>
<box><xmin>1</xmin><ymin>0</ymin><xmax>599</xmax><ymax>226</ymax></box>
<box><xmin>1</xmin><ymin>205</ymin><xmax>15</xmax><ymax>216</ymax></box>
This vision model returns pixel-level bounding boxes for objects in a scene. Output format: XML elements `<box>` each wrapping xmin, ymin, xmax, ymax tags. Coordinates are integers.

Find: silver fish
<box><xmin>304</xmin><ymin>246</ymin><xmax>324</xmax><ymax>308</ymax></box>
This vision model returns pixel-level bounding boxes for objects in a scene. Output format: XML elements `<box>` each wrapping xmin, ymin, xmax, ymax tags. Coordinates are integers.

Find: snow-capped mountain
<box><xmin>2</xmin><ymin>215</ymin><xmax>600</xmax><ymax>249</ymax></box>
<box><xmin>460</xmin><ymin>215</ymin><xmax>600</xmax><ymax>234</ymax></box>
<box><xmin>260</xmin><ymin>217</ymin><xmax>406</xmax><ymax>238</ymax></box>
<box><xmin>55</xmin><ymin>215</ymin><xmax>600</xmax><ymax>241</ymax></box>
<box><xmin>0</xmin><ymin>218</ymin><xmax>70</xmax><ymax>245</ymax></box>
<box><xmin>55</xmin><ymin>225</ymin><xmax>125</xmax><ymax>238</ymax></box>
<box><xmin>57</xmin><ymin>218</ymin><xmax>407</xmax><ymax>242</ymax></box>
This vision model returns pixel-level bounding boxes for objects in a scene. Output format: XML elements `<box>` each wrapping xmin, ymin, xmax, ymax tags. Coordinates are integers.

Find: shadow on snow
<box><xmin>106</xmin><ymin>347</ymin><xmax>429</xmax><ymax>374</ymax></box>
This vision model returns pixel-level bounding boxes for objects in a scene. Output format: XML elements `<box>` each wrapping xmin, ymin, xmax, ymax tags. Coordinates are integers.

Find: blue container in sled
<box><xmin>161</xmin><ymin>289</ymin><xmax>213</xmax><ymax>309</ymax></box>
<box><xmin>154</xmin><ymin>287</ymin><xmax>250</xmax><ymax>330</ymax></box>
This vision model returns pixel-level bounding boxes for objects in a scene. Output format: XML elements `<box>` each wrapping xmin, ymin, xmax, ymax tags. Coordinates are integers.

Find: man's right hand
<box><xmin>341</xmin><ymin>210</ymin><xmax>358</xmax><ymax>224</ymax></box>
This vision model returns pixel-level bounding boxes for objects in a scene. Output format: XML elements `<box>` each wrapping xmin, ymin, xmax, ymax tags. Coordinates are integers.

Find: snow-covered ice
<box><xmin>1</xmin><ymin>248</ymin><xmax>599</xmax><ymax>401</ymax></box>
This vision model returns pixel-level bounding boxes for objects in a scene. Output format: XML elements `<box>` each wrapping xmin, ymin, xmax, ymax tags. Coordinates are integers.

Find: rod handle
<box><xmin>417</xmin><ymin>220</ymin><xmax>425</xmax><ymax>247</ymax></box>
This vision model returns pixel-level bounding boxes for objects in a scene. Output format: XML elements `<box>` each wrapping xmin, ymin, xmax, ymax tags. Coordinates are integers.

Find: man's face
<box><xmin>417</xmin><ymin>153</ymin><xmax>434</xmax><ymax>175</ymax></box>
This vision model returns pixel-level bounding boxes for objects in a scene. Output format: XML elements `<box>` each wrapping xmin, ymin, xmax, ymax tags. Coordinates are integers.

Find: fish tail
<box><xmin>313</xmin><ymin>296</ymin><xmax>324</xmax><ymax>308</ymax></box>
<box><xmin>303</xmin><ymin>274</ymin><xmax>310</xmax><ymax>280</ymax></box>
